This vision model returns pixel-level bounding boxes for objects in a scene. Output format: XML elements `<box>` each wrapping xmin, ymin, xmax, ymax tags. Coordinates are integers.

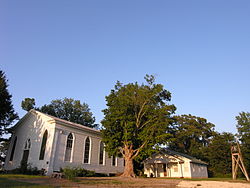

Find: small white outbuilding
<box><xmin>144</xmin><ymin>149</ymin><xmax>208</xmax><ymax>178</ymax></box>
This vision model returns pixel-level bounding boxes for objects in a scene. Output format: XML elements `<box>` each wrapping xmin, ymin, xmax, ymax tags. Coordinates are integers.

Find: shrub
<box><xmin>8</xmin><ymin>163</ymin><xmax>46</xmax><ymax>175</ymax></box>
<box><xmin>61</xmin><ymin>166</ymin><xmax>105</xmax><ymax>180</ymax></box>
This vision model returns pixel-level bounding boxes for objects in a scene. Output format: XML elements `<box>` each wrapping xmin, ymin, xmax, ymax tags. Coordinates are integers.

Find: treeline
<box><xmin>1</xmin><ymin>70</ymin><xmax>250</xmax><ymax>177</ymax></box>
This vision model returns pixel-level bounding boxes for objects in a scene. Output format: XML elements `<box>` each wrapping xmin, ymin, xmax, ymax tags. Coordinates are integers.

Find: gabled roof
<box><xmin>159</xmin><ymin>149</ymin><xmax>208</xmax><ymax>165</ymax></box>
<box><xmin>13</xmin><ymin>109</ymin><xmax>100</xmax><ymax>135</ymax></box>
<box><xmin>144</xmin><ymin>149</ymin><xmax>207</xmax><ymax>165</ymax></box>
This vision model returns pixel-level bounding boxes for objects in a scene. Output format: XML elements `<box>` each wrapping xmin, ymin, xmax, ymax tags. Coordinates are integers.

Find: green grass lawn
<box><xmin>0</xmin><ymin>174</ymin><xmax>53</xmax><ymax>188</ymax></box>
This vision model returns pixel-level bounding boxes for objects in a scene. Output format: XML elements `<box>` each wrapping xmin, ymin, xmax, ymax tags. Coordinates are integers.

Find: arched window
<box><xmin>9</xmin><ymin>136</ymin><xmax>17</xmax><ymax>161</ymax></box>
<box><xmin>84</xmin><ymin>137</ymin><xmax>91</xmax><ymax>164</ymax></box>
<box><xmin>65</xmin><ymin>133</ymin><xmax>73</xmax><ymax>162</ymax></box>
<box><xmin>99</xmin><ymin>141</ymin><xmax>105</xmax><ymax>165</ymax></box>
<box><xmin>24</xmin><ymin>139</ymin><xmax>31</xmax><ymax>150</ymax></box>
<box><xmin>112</xmin><ymin>156</ymin><xmax>117</xmax><ymax>166</ymax></box>
<box><xmin>39</xmin><ymin>130</ymin><xmax>48</xmax><ymax>160</ymax></box>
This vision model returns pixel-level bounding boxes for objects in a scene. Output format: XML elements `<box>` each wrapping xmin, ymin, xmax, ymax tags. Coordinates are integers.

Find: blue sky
<box><xmin>1</xmin><ymin>0</ymin><xmax>250</xmax><ymax>133</ymax></box>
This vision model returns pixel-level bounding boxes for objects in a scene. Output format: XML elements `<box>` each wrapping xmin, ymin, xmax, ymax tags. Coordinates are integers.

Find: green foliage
<box><xmin>21</xmin><ymin>98</ymin><xmax>36</xmax><ymax>111</ymax></box>
<box><xmin>62</xmin><ymin>166</ymin><xmax>99</xmax><ymax>180</ymax></box>
<box><xmin>40</xmin><ymin>98</ymin><xmax>97</xmax><ymax>128</ymax></box>
<box><xmin>22</xmin><ymin>97</ymin><xmax>97</xmax><ymax>128</ymax></box>
<box><xmin>101</xmin><ymin>75</ymin><xmax>176</xmax><ymax>175</ymax></box>
<box><xmin>0</xmin><ymin>139</ymin><xmax>10</xmax><ymax>167</ymax></box>
<box><xmin>0</xmin><ymin>70</ymin><xmax>18</xmax><ymax>139</ymax></box>
<box><xmin>168</xmin><ymin>114</ymin><xmax>215</xmax><ymax>160</ymax></box>
<box><xmin>9</xmin><ymin>163</ymin><xmax>46</xmax><ymax>175</ymax></box>
<box><xmin>236</xmin><ymin>112</ymin><xmax>250</xmax><ymax>173</ymax></box>
<box><xmin>205</xmin><ymin>132</ymin><xmax>235</xmax><ymax>177</ymax></box>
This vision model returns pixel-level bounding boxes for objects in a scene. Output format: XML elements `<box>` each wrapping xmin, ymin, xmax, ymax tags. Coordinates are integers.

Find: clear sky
<box><xmin>1</xmin><ymin>0</ymin><xmax>250</xmax><ymax>133</ymax></box>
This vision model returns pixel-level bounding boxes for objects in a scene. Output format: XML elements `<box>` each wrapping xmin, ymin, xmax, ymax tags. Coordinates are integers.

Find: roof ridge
<box><xmin>32</xmin><ymin>109</ymin><xmax>100</xmax><ymax>133</ymax></box>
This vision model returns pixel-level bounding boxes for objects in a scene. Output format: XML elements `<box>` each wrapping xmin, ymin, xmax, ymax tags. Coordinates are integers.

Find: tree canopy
<box><xmin>0</xmin><ymin>70</ymin><xmax>18</xmax><ymax>140</ymax></box>
<box><xmin>236</xmin><ymin>112</ymin><xmax>250</xmax><ymax>173</ymax></box>
<box><xmin>168</xmin><ymin>114</ymin><xmax>215</xmax><ymax>160</ymax></box>
<box><xmin>21</xmin><ymin>98</ymin><xmax>35</xmax><ymax>111</ymax></box>
<box><xmin>204</xmin><ymin>132</ymin><xmax>235</xmax><ymax>177</ymax></box>
<box><xmin>21</xmin><ymin>97</ymin><xmax>97</xmax><ymax>128</ymax></box>
<box><xmin>101</xmin><ymin>75</ymin><xmax>176</xmax><ymax>177</ymax></box>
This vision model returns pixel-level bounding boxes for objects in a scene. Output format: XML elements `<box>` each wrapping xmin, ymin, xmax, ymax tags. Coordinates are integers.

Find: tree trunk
<box><xmin>120</xmin><ymin>145</ymin><xmax>136</xmax><ymax>177</ymax></box>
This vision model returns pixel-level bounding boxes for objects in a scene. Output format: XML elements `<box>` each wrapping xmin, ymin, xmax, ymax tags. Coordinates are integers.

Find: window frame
<box><xmin>39</xmin><ymin>130</ymin><xmax>48</xmax><ymax>160</ymax></box>
<box><xmin>64</xmin><ymin>133</ymin><xmax>74</xmax><ymax>162</ymax></box>
<box><xmin>83</xmin><ymin>136</ymin><xmax>91</xmax><ymax>164</ymax></box>
<box><xmin>98</xmin><ymin>141</ymin><xmax>105</xmax><ymax>165</ymax></box>
<box><xmin>9</xmin><ymin>136</ymin><xmax>17</xmax><ymax>162</ymax></box>
<box><xmin>111</xmin><ymin>156</ymin><xmax>117</xmax><ymax>166</ymax></box>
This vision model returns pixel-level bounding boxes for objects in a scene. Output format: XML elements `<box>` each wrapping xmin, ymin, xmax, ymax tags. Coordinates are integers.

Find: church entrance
<box><xmin>21</xmin><ymin>138</ymin><xmax>31</xmax><ymax>167</ymax></box>
<box><xmin>21</xmin><ymin>150</ymin><xmax>29</xmax><ymax>166</ymax></box>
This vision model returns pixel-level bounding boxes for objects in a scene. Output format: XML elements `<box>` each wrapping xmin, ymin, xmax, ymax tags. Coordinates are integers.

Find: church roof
<box><xmin>13</xmin><ymin>109</ymin><xmax>101</xmax><ymax>135</ymax></box>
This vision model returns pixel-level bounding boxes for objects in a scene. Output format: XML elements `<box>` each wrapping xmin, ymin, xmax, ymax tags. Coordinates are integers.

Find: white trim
<box><xmin>111</xmin><ymin>156</ymin><xmax>117</xmax><ymax>167</ymax></box>
<box><xmin>83</xmin><ymin>136</ymin><xmax>92</xmax><ymax>164</ymax></box>
<box><xmin>64</xmin><ymin>132</ymin><xmax>74</xmax><ymax>162</ymax></box>
<box><xmin>98</xmin><ymin>141</ymin><xmax>105</xmax><ymax>166</ymax></box>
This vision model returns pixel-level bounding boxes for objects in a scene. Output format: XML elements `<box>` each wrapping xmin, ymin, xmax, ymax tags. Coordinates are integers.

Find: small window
<box><xmin>24</xmin><ymin>139</ymin><xmax>31</xmax><ymax>150</ymax></box>
<box><xmin>39</xmin><ymin>130</ymin><xmax>48</xmax><ymax>160</ymax></box>
<box><xmin>65</xmin><ymin>133</ymin><xmax>73</xmax><ymax>162</ymax></box>
<box><xmin>99</xmin><ymin>141</ymin><xmax>105</xmax><ymax>165</ymax></box>
<box><xmin>112</xmin><ymin>156</ymin><xmax>117</xmax><ymax>166</ymax></box>
<box><xmin>9</xmin><ymin>136</ymin><xmax>17</xmax><ymax>161</ymax></box>
<box><xmin>84</xmin><ymin>137</ymin><xmax>91</xmax><ymax>164</ymax></box>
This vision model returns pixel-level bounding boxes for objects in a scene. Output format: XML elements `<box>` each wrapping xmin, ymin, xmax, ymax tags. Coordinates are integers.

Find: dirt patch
<box><xmin>11</xmin><ymin>177</ymin><xmax>250</xmax><ymax>188</ymax></box>
<box><xmin>12</xmin><ymin>176</ymin><xmax>180</xmax><ymax>188</ymax></box>
<box><xmin>177</xmin><ymin>180</ymin><xmax>250</xmax><ymax>188</ymax></box>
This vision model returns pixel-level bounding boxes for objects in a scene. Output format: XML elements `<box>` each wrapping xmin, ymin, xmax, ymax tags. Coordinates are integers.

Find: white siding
<box><xmin>4</xmin><ymin>111</ymin><xmax>124</xmax><ymax>176</ymax></box>
<box><xmin>4</xmin><ymin>111</ymin><xmax>56</xmax><ymax>173</ymax></box>
<box><xmin>52</xmin><ymin>124</ymin><xmax>124</xmax><ymax>175</ymax></box>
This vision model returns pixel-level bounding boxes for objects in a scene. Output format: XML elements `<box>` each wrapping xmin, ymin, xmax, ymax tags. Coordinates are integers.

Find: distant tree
<box><xmin>0</xmin><ymin>139</ymin><xmax>10</xmax><ymax>168</ymax></box>
<box><xmin>21</xmin><ymin>98</ymin><xmax>35</xmax><ymax>111</ymax></box>
<box><xmin>168</xmin><ymin>114</ymin><xmax>215</xmax><ymax>160</ymax></box>
<box><xmin>0</xmin><ymin>70</ymin><xmax>18</xmax><ymax>140</ymax></box>
<box><xmin>39</xmin><ymin>98</ymin><xmax>97</xmax><ymax>128</ymax></box>
<box><xmin>101</xmin><ymin>75</ymin><xmax>176</xmax><ymax>177</ymax></box>
<box><xmin>205</xmin><ymin>132</ymin><xmax>235</xmax><ymax>177</ymax></box>
<box><xmin>236</xmin><ymin>112</ymin><xmax>250</xmax><ymax>173</ymax></box>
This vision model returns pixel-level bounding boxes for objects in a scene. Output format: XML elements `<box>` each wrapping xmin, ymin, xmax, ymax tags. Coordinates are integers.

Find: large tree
<box><xmin>21</xmin><ymin>97</ymin><xmax>97</xmax><ymax>128</ymax></box>
<box><xmin>236</xmin><ymin>112</ymin><xmax>250</xmax><ymax>173</ymax></box>
<box><xmin>205</xmin><ymin>132</ymin><xmax>235</xmax><ymax>177</ymax></box>
<box><xmin>0</xmin><ymin>70</ymin><xmax>18</xmax><ymax>140</ymax></box>
<box><xmin>168</xmin><ymin>114</ymin><xmax>215</xmax><ymax>160</ymax></box>
<box><xmin>101</xmin><ymin>75</ymin><xmax>176</xmax><ymax>177</ymax></box>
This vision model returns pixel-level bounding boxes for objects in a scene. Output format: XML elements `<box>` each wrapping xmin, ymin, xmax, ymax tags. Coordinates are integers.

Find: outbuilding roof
<box><xmin>159</xmin><ymin>149</ymin><xmax>208</xmax><ymax>165</ymax></box>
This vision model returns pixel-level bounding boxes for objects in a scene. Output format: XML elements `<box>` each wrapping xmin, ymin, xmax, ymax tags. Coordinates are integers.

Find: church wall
<box><xmin>4</xmin><ymin>111</ymin><xmax>56</xmax><ymax>173</ymax></box>
<box><xmin>51</xmin><ymin>123</ymin><xmax>124</xmax><ymax>175</ymax></box>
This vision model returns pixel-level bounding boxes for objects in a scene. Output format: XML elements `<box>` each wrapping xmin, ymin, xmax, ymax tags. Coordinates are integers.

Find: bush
<box><xmin>62</xmin><ymin>166</ymin><xmax>106</xmax><ymax>180</ymax></box>
<box><xmin>8</xmin><ymin>163</ymin><xmax>46</xmax><ymax>175</ymax></box>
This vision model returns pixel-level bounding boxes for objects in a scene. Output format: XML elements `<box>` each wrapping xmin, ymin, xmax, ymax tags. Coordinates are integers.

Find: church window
<box><xmin>9</xmin><ymin>136</ymin><xmax>17</xmax><ymax>161</ymax></box>
<box><xmin>39</xmin><ymin>130</ymin><xmax>48</xmax><ymax>160</ymax></box>
<box><xmin>65</xmin><ymin>133</ymin><xmax>73</xmax><ymax>162</ymax></box>
<box><xmin>99</xmin><ymin>141</ymin><xmax>104</xmax><ymax>165</ymax></box>
<box><xmin>112</xmin><ymin>156</ymin><xmax>117</xmax><ymax>166</ymax></box>
<box><xmin>84</xmin><ymin>137</ymin><xmax>91</xmax><ymax>164</ymax></box>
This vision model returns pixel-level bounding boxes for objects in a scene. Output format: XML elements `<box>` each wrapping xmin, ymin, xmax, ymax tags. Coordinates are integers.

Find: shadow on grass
<box><xmin>77</xmin><ymin>178</ymin><xmax>136</xmax><ymax>185</ymax></box>
<box><xmin>0</xmin><ymin>177</ymin><xmax>53</xmax><ymax>188</ymax></box>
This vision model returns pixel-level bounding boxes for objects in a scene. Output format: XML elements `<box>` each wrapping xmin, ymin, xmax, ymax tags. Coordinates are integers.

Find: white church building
<box><xmin>4</xmin><ymin>110</ymin><xmax>124</xmax><ymax>175</ymax></box>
